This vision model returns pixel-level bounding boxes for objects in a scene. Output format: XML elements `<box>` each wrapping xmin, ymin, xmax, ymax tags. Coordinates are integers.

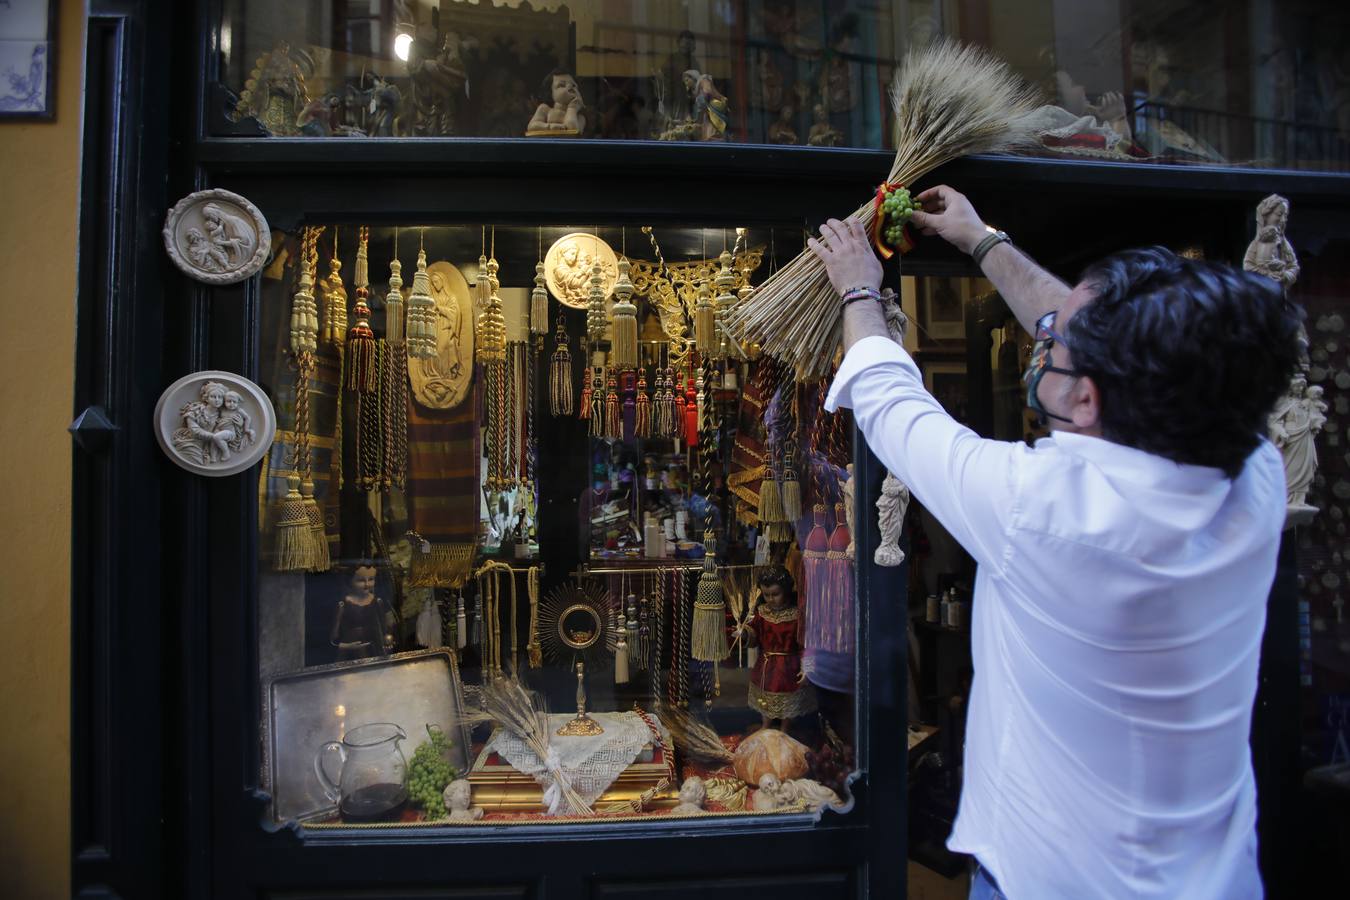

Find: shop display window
<box><xmin>250</xmin><ymin>223</ymin><xmax>861</xmax><ymax>828</ymax></box>
<box><xmin>213</xmin><ymin>1</ymin><xmax>1350</xmax><ymax>171</ymax></box>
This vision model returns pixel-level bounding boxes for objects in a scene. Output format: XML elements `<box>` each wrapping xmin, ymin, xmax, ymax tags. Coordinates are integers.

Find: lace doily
<box><xmin>484</xmin><ymin>712</ymin><xmax>670</xmax><ymax>811</ymax></box>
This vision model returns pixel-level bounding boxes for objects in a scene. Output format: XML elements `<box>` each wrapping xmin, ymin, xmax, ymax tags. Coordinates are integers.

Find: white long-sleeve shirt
<box><xmin>826</xmin><ymin>336</ymin><xmax>1281</xmax><ymax>899</ymax></box>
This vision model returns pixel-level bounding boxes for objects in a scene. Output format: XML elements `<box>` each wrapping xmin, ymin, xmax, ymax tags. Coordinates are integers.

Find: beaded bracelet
<box><xmin>841</xmin><ymin>287</ymin><xmax>882</xmax><ymax>308</ymax></box>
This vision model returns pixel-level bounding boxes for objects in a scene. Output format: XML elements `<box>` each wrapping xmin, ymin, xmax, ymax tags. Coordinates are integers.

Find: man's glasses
<box><xmin>1023</xmin><ymin>310</ymin><xmax>1079</xmax><ymax>423</ymax></box>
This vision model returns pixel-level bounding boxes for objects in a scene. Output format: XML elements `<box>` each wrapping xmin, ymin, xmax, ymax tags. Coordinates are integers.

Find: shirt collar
<box><xmin>1038</xmin><ymin>430</ymin><xmax>1229</xmax><ymax>490</ymax></box>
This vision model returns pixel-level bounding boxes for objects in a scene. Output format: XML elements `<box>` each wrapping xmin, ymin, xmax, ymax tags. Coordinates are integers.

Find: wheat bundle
<box><xmin>724</xmin><ymin>40</ymin><xmax>1040</xmax><ymax>380</ymax></box>
<box><xmin>465</xmin><ymin>675</ymin><xmax>595</xmax><ymax>816</ymax></box>
<box><xmin>656</xmin><ymin>699</ymin><xmax>734</xmax><ymax>765</ymax></box>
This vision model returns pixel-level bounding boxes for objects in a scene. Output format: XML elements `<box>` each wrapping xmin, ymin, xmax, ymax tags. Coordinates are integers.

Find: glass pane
<box><xmin>214</xmin><ymin>1</ymin><xmax>1349</xmax><ymax>170</ymax></box>
<box><xmin>252</xmin><ymin>222</ymin><xmax>859</xmax><ymax>828</ymax></box>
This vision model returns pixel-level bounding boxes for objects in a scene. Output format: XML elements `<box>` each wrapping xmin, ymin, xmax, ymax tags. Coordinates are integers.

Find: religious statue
<box><xmin>842</xmin><ymin>464</ymin><xmax>856</xmax><ymax>559</ymax></box>
<box><xmin>408</xmin><ymin>26</ymin><xmax>470</xmax><ymax>136</ymax></box>
<box><xmin>230</xmin><ymin>40</ymin><xmax>309</xmax><ymax>136</ymax></box>
<box><xmin>1268</xmin><ymin>375</ymin><xmax>1327</xmax><ymax>528</ymax></box>
<box><xmin>874</xmin><ymin>472</ymin><xmax>911</xmax><ymax>567</ymax></box>
<box><xmin>758</xmin><ymin>53</ymin><xmax>785</xmax><ymax>112</ymax></box>
<box><xmin>658</xmin><ymin>30</ymin><xmax>699</xmax><ymax>122</ymax></box>
<box><xmin>1243</xmin><ymin>194</ymin><xmax>1300</xmax><ymax>294</ymax></box>
<box><xmin>671</xmin><ymin>776</ymin><xmax>707</xmax><ymax>814</ymax></box>
<box><xmin>682</xmin><ymin>70</ymin><xmax>729</xmax><ymax>141</ymax></box>
<box><xmin>297</xmin><ymin>93</ymin><xmax>360</xmax><ymax>138</ymax></box>
<box><xmin>442</xmin><ymin>779</ymin><xmax>484</xmax><ymax>821</ymax></box>
<box><xmin>738</xmin><ymin>566</ymin><xmax>816</xmax><ymax>734</ymax></box>
<box><xmin>767</xmin><ymin>104</ymin><xmax>798</xmax><ymax>144</ymax></box>
<box><xmin>527</xmin><ymin>69</ymin><xmax>586</xmax><ymax>136</ymax></box>
<box><xmin>358</xmin><ymin>74</ymin><xmax>402</xmax><ymax>137</ymax></box>
<box><xmin>409</xmin><ymin>262</ymin><xmax>474</xmax><ymax>410</ymax></box>
<box><xmin>807</xmin><ymin>103</ymin><xmax>843</xmax><ymax>147</ymax></box>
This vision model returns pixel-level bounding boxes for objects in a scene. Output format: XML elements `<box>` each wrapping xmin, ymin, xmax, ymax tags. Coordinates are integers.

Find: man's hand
<box><xmin>807</xmin><ymin>217</ymin><xmax>882</xmax><ymax>295</ymax></box>
<box><xmin>910</xmin><ymin>185</ymin><xmax>987</xmax><ymax>255</ymax></box>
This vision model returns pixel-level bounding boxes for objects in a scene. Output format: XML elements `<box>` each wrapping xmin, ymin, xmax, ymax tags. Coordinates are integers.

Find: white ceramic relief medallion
<box><xmin>162</xmin><ymin>189</ymin><xmax>272</xmax><ymax>284</ymax></box>
<box><xmin>154</xmin><ymin>371</ymin><xmax>276</xmax><ymax>477</ymax></box>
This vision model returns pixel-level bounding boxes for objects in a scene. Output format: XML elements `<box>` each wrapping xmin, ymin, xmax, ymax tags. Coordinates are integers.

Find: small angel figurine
<box><xmin>671</xmin><ymin>776</ymin><xmax>707</xmax><ymax>815</ymax></box>
<box><xmin>751</xmin><ymin>773</ymin><xmax>793</xmax><ymax>811</ymax></box>
<box><xmin>443</xmin><ymin>779</ymin><xmax>484</xmax><ymax>821</ymax></box>
<box><xmin>527</xmin><ymin>69</ymin><xmax>586</xmax><ymax>136</ymax></box>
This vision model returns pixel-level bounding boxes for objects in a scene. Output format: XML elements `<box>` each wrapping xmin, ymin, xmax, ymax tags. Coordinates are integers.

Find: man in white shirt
<box><xmin>810</xmin><ymin>186</ymin><xmax>1304</xmax><ymax>899</ymax></box>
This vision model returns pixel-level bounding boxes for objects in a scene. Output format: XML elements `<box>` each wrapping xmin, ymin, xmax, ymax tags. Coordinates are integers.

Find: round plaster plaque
<box><xmin>544</xmin><ymin>233</ymin><xmax>618</xmax><ymax>310</ymax></box>
<box><xmin>162</xmin><ymin>189</ymin><xmax>272</xmax><ymax>284</ymax></box>
<box><xmin>154</xmin><ymin>370</ymin><xmax>277</xmax><ymax>477</ymax></box>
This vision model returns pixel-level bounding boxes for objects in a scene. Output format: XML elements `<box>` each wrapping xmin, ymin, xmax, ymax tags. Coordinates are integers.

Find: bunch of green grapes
<box><xmin>407</xmin><ymin>724</ymin><xmax>458</xmax><ymax>820</ymax></box>
<box><xmin>880</xmin><ymin>186</ymin><xmax>922</xmax><ymax>247</ymax></box>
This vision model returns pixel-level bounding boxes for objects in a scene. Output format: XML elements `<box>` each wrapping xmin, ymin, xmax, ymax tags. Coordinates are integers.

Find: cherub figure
<box><xmin>751</xmin><ymin>773</ymin><xmax>793</xmax><ymax>811</ymax></box>
<box><xmin>186</xmin><ymin>228</ymin><xmax>229</xmax><ymax>272</ymax></box>
<box><xmin>671</xmin><ymin>776</ymin><xmax>707</xmax><ymax>815</ymax></box>
<box><xmin>527</xmin><ymin>69</ymin><xmax>586</xmax><ymax>136</ymax></box>
<box><xmin>442</xmin><ymin>779</ymin><xmax>483</xmax><ymax>821</ymax></box>
<box><xmin>213</xmin><ymin>390</ymin><xmax>256</xmax><ymax>459</ymax></box>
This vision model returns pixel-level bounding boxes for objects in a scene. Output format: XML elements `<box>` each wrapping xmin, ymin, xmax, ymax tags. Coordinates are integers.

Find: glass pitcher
<box><xmin>314</xmin><ymin>722</ymin><xmax>409</xmax><ymax>823</ymax></box>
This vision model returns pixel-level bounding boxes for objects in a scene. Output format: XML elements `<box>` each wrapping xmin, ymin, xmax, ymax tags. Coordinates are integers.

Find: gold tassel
<box><xmin>302</xmin><ymin>479</ymin><xmax>330</xmax><ymax>572</ymax></box>
<box><xmin>406</xmin><ymin>243</ymin><xmax>438</xmax><ymax>359</ymax></box>
<box><xmin>758</xmin><ymin>464</ymin><xmax>784</xmax><ymax>530</ymax></box>
<box><xmin>290</xmin><ymin>228</ymin><xmax>321</xmax><ymax>355</ymax></box>
<box><xmin>610</xmin><ymin>258</ymin><xmax>638</xmax><ymax>369</ymax></box>
<box><xmin>712</xmin><ymin>250</ymin><xmax>736</xmax><ymax>360</ymax></box>
<box><xmin>319</xmin><ymin>241</ymin><xmax>347</xmax><ymax>347</ymax></box>
<box><xmin>275</xmin><ymin>475</ymin><xmax>312</xmax><ymax>571</ymax></box>
<box><xmin>694</xmin><ymin>280</ymin><xmax>716</xmax><ymax>354</ymax></box>
<box><xmin>476</xmin><ymin>251</ymin><xmax>490</xmax><ymax>308</ymax></box>
<box><xmin>586</xmin><ymin>259</ymin><xmax>607</xmax><ymax>345</ymax></box>
<box><xmin>407</xmin><ymin>541</ymin><xmax>476</xmax><ymax>589</ymax></box>
<box><xmin>531</xmin><ymin>261</ymin><xmax>550</xmax><ymax>337</ymax></box>
<box><xmin>385</xmin><ymin>244</ymin><xmax>405</xmax><ymax>344</ymax></box>
<box><xmin>550</xmin><ymin>316</ymin><xmax>573</xmax><ymax>416</ymax></box>
<box><xmin>692</xmin><ymin>551</ymin><xmax>729</xmax><ymax>663</ymax></box>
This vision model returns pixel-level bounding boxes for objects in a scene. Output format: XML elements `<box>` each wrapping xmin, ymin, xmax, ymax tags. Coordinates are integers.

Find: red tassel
<box><xmin>683</xmin><ymin>371</ymin><xmax>699</xmax><ymax>445</ymax></box>
<box><xmin>578</xmin><ymin>366</ymin><xmax>594</xmax><ymax>420</ymax></box>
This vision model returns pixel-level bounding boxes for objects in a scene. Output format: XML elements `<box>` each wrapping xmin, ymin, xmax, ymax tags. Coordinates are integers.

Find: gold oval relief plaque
<box><xmin>408</xmin><ymin>261</ymin><xmax>475</xmax><ymax>410</ymax></box>
<box><xmin>544</xmin><ymin>233</ymin><xmax>618</xmax><ymax>310</ymax></box>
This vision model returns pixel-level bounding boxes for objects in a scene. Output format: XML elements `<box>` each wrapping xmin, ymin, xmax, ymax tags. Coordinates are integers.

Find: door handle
<box><xmin>69</xmin><ymin>405</ymin><xmax>118</xmax><ymax>454</ymax></box>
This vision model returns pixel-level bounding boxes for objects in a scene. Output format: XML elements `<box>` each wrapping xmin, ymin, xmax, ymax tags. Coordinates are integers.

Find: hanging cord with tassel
<box><xmin>277</xmin><ymin>227</ymin><xmax>323</xmax><ymax>572</ymax></box>
<box><xmin>526</xmin><ymin>565</ymin><xmax>542</xmax><ymax>668</ymax></box>
<box><xmin>381</xmin><ymin>227</ymin><xmax>408</xmax><ymax>491</ymax></box>
<box><xmin>615</xmin><ymin>573</ymin><xmax>631</xmax><ymax>686</ymax></box>
<box><xmin>549</xmin><ymin>312</ymin><xmax>573</xmax><ymax>416</ymax></box>
<box><xmin>405</xmin><ymin>228</ymin><xmax>437</xmax><ymax>359</ymax></box>
<box><xmin>320</xmin><ymin>226</ymin><xmax>347</xmax><ymax>347</ymax></box>
<box><xmin>530</xmin><ymin>227</ymin><xmax>549</xmax><ymax>337</ymax></box>
<box><xmin>677</xmin><ymin>567</ymin><xmax>691</xmax><ymax>708</ymax></box>
<box><xmin>478</xmin><ymin>227</ymin><xmax>508</xmax><ymax>491</ymax></box>
<box><xmin>587</xmin><ymin>367</ymin><xmax>604</xmax><ymax>435</ymax></box>
<box><xmin>348</xmin><ymin>227</ymin><xmax>383</xmax><ymax>491</ymax></box>
<box><xmin>691</xmin><ymin>360</ymin><xmax>727</xmax><ymax>707</ymax></box>
<box><xmin>637</xmin><ymin>574</ymin><xmax>651</xmax><ymax>671</ymax></box>
<box><xmin>604</xmin><ymin>373</ymin><xmax>621</xmax><ymax>440</ymax></box>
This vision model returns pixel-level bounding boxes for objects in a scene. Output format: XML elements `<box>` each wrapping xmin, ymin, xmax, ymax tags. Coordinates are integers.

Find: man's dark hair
<box><xmin>1066</xmin><ymin>247</ymin><xmax>1303</xmax><ymax>478</ymax></box>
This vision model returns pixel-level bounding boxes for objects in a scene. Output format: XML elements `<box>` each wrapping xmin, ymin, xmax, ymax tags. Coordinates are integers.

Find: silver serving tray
<box><xmin>261</xmin><ymin>649</ymin><xmax>474</xmax><ymax>825</ymax></box>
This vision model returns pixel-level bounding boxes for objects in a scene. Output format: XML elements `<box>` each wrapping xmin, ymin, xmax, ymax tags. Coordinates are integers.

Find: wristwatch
<box><xmin>971</xmin><ymin>227</ymin><xmax>1011</xmax><ymax>266</ymax></box>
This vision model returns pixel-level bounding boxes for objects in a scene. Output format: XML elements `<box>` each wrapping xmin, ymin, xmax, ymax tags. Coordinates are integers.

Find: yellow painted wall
<box><xmin>0</xmin><ymin>1</ymin><xmax>82</xmax><ymax>897</ymax></box>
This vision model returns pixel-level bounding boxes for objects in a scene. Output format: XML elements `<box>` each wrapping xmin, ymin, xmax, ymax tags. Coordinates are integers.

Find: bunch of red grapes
<box><xmin>805</xmin><ymin>741</ymin><xmax>855</xmax><ymax>797</ymax></box>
